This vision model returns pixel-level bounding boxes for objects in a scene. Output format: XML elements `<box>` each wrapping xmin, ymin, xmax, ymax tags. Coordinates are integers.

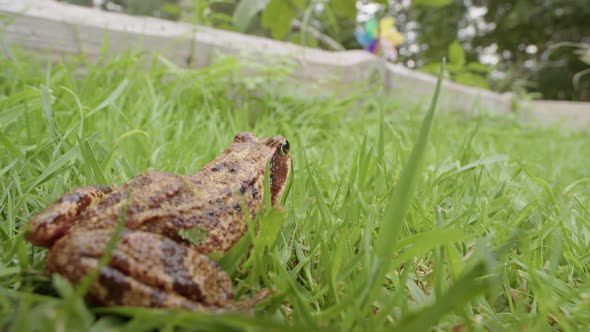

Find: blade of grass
<box><xmin>395</xmin><ymin>260</ymin><xmax>492</xmax><ymax>331</ymax></box>
<box><xmin>80</xmin><ymin>139</ymin><xmax>108</xmax><ymax>184</ymax></box>
<box><xmin>0</xmin><ymin>130</ymin><xmax>19</xmax><ymax>156</ymax></box>
<box><xmin>360</xmin><ymin>59</ymin><xmax>446</xmax><ymax>313</ymax></box>
<box><xmin>87</xmin><ymin>79</ymin><xmax>128</xmax><ymax>116</ymax></box>
<box><xmin>40</xmin><ymin>85</ymin><xmax>58</xmax><ymax>141</ymax></box>
<box><xmin>26</xmin><ymin>144</ymin><xmax>80</xmax><ymax>192</ymax></box>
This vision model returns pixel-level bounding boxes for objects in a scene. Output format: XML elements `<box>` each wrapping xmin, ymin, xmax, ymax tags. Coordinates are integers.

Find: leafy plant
<box><xmin>421</xmin><ymin>41</ymin><xmax>491</xmax><ymax>88</ymax></box>
<box><xmin>542</xmin><ymin>41</ymin><xmax>590</xmax><ymax>92</ymax></box>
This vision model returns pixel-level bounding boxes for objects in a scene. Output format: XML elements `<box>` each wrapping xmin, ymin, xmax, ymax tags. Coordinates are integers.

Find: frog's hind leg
<box><xmin>26</xmin><ymin>186</ymin><xmax>115</xmax><ymax>247</ymax></box>
<box><xmin>47</xmin><ymin>229</ymin><xmax>235</xmax><ymax>311</ymax></box>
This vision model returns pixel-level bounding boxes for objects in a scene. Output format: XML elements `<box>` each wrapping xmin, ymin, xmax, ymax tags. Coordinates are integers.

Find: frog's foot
<box><xmin>27</xmin><ymin>186</ymin><xmax>115</xmax><ymax>247</ymax></box>
<box><xmin>233</xmin><ymin>288</ymin><xmax>270</xmax><ymax>313</ymax></box>
<box><xmin>47</xmin><ymin>229</ymin><xmax>235</xmax><ymax>311</ymax></box>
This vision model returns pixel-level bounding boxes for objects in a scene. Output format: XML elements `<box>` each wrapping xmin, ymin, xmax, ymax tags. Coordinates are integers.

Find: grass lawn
<box><xmin>1</xmin><ymin>48</ymin><xmax>590</xmax><ymax>331</ymax></box>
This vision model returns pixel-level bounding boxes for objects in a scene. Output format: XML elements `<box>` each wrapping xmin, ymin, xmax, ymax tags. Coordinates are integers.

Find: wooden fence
<box><xmin>1</xmin><ymin>0</ymin><xmax>589</xmax><ymax>130</ymax></box>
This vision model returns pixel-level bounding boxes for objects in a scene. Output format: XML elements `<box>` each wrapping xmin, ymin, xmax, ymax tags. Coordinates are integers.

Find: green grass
<box><xmin>1</xmin><ymin>47</ymin><xmax>590</xmax><ymax>331</ymax></box>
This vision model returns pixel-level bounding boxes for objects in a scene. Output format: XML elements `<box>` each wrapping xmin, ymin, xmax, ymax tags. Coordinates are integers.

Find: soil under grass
<box><xmin>1</xmin><ymin>49</ymin><xmax>590</xmax><ymax>331</ymax></box>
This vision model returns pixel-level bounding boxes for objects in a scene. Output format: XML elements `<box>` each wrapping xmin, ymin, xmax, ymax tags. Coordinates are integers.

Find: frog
<box><xmin>25</xmin><ymin>132</ymin><xmax>291</xmax><ymax>312</ymax></box>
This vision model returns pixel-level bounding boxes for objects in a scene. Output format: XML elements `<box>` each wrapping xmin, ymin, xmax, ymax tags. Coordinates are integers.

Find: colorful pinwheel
<box><xmin>355</xmin><ymin>17</ymin><xmax>404</xmax><ymax>60</ymax></box>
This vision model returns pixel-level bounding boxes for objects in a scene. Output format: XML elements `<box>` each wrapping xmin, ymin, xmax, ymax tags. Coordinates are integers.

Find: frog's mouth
<box><xmin>269</xmin><ymin>144</ymin><xmax>291</xmax><ymax>206</ymax></box>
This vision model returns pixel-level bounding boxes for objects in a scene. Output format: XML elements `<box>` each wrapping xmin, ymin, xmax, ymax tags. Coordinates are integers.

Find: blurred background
<box><xmin>58</xmin><ymin>0</ymin><xmax>590</xmax><ymax>102</ymax></box>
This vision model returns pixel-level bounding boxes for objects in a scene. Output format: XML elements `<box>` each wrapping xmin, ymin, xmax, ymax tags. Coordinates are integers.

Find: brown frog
<box><xmin>26</xmin><ymin>132</ymin><xmax>291</xmax><ymax>311</ymax></box>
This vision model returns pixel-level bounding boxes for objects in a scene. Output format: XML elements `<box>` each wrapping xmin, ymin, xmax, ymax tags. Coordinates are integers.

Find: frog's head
<box><xmin>233</xmin><ymin>132</ymin><xmax>291</xmax><ymax>206</ymax></box>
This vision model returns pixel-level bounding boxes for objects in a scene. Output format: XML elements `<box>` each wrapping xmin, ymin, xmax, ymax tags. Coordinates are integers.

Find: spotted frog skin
<box><xmin>26</xmin><ymin>132</ymin><xmax>291</xmax><ymax>311</ymax></box>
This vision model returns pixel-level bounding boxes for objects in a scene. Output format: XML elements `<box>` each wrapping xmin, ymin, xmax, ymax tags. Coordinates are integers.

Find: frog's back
<box><xmin>74</xmin><ymin>169</ymin><xmax>263</xmax><ymax>255</ymax></box>
<box><xmin>75</xmin><ymin>171</ymin><xmax>203</xmax><ymax>231</ymax></box>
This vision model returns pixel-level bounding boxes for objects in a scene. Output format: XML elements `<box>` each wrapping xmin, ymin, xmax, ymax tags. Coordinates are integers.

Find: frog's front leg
<box><xmin>26</xmin><ymin>186</ymin><xmax>115</xmax><ymax>247</ymax></box>
<box><xmin>47</xmin><ymin>229</ymin><xmax>235</xmax><ymax>310</ymax></box>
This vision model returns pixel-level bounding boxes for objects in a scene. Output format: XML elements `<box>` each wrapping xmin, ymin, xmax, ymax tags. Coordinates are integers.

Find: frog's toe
<box><xmin>233</xmin><ymin>288</ymin><xmax>270</xmax><ymax>313</ymax></box>
<box><xmin>48</xmin><ymin>229</ymin><xmax>235</xmax><ymax>310</ymax></box>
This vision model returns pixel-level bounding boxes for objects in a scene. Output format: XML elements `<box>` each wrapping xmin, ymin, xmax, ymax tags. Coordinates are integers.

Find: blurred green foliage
<box><xmin>261</xmin><ymin>0</ymin><xmax>296</xmax><ymax>39</ymax></box>
<box><xmin>470</xmin><ymin>0</ymin><xmax>590</xmax><ymax>100</ymax></box>
<box><xmin>421</xmin><ymin>41</ymin><xmax>491</xmax><ymax>89</ymax></box>
<box><xmin>57</xmin><ymin>0</ymin><xmax>590</xmax><ymax>101</ymax></box>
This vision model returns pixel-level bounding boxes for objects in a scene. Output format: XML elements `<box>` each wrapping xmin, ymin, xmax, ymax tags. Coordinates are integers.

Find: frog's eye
<box><xmin>279</xmin><ymin>141</ymin><xmax>290</xmax><ymax>156</ymax></box>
